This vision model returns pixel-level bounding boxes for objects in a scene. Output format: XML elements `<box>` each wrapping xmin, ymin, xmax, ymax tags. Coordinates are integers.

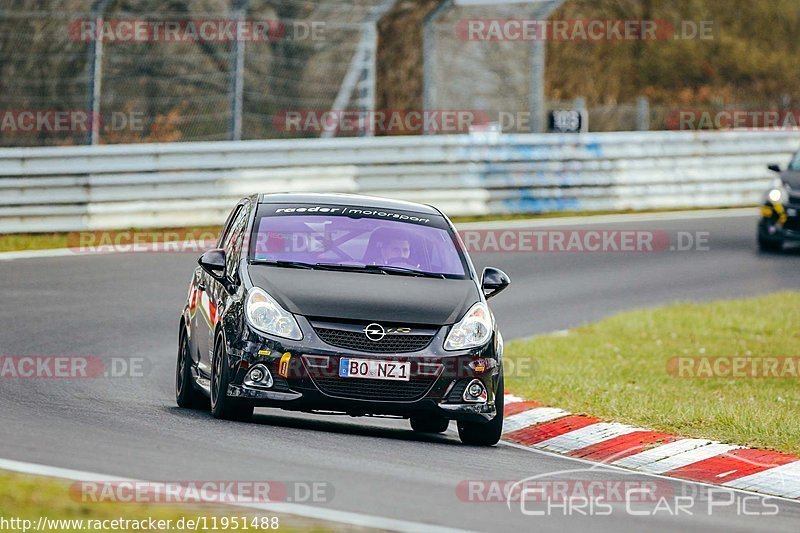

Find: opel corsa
<box><xmin>176</xmin><ymin>193</ymin><xmax>511</xmax><ymax>445</ymax></box>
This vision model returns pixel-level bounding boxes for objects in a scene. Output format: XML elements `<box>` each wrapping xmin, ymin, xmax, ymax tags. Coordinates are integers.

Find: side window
<box><xmin>217</xmin><ymin>205</ymin><xmax>242</xmax><ymax>249</ymax></box>
<box><xmin>225</xmin><ymin>204</ymin><xmax>250</xmax><ymax>277</ymax></box>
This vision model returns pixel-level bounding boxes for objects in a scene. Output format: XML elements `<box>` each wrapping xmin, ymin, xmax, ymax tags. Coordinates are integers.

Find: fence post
<box><xmin>636</xmin><ymin>96</ymin><xmax>650</xmax><ymax>131</ymax></box>
<box><xmin>422</xmin><ymin>0</ymin><xmax>452</xmax><ymax>134</ymax></box>
<box><xmin>529</xmin><ymin>1</ymin><xmax>564</xmax><ymax>132</ymax></box>
<box><xmin>530</xmin><ymin>39</ymin><xmax>546</xmax><ymax>133</ymax></box>
<box><xmin>321</xmin><ymin>0</ymin><xmax>396</xmax><ymax>138</ymax></box>
<box><xmin>228</xmin><ymin>0</ymin><xmax>249</xmax><ymax>141</ymax></box>
<box><xmin>86</xmin><ymin>0</ymin><xmax>111</xmax><ymax>145</ymax></box>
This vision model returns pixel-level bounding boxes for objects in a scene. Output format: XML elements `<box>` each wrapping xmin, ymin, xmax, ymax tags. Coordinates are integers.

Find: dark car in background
<box><xmin>758</xmin><ymin>151</ymin><xmax>800</xmax><ymax>252</ymax></box>
<box><xmin>176</xmin><ymin>193</ymin><xmax>511</xmax><ymax>446</ymax></box>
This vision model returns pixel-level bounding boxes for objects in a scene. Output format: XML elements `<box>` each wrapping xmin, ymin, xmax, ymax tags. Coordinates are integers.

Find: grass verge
<box><xmin>504</xmin><ymin>292</ymin><xmax>800</xmax><ymax>455</ymax></box>
<box><xmin>0</xmin><ymin>227</ymin><xmax>221</xmax><ymax>253</ymax></box>
<box><xmin>0</xmin><ymin>470</ymin><xmax>334</xmax><ymax>532</ymax></box>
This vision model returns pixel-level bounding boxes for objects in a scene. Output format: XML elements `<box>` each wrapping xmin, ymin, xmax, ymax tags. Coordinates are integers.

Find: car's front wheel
<box><xmin>176</xmin><ymin>330</ymin><xmax>208</xmax><ymax>409</ymax></box>
<box><xmin>457</xmin><ymin>375</ymin><xmax>504</xmax><ymax>446</ymax></box>
<box><xmin>210</xmin><ymin>334</ymin><xmax>253</xmax><ymax>422</ymax></box>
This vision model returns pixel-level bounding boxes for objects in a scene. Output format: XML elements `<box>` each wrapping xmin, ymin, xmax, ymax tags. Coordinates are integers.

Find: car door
<box><xmin>194</xmin><ymin>204</ymin><xmax>243</xmax><ymax>377</ymax></box>
<box><xmin>199</xmin><ymin>202</ymin><xmax>250</xmax><ymax>374</ymax></box>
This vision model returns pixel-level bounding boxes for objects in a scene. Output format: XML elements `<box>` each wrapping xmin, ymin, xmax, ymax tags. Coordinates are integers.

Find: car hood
<box><xmin>247</xmin><ymin>266</ymin><xmax>479</xmax><ymax>325</ymax></box>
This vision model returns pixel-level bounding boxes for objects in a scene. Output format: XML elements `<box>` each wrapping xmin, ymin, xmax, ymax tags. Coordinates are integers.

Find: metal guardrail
<box><xmin>0</xmin><ymin>130</ymin><xmax>797</xmax><ymax>233</ymax></box>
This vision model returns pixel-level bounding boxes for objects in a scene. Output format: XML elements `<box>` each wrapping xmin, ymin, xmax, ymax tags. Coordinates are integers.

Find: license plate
<box><xmin>339</xmin><ymin>358</ymin><xmax>410</xmax><ymax>381</ymax></box>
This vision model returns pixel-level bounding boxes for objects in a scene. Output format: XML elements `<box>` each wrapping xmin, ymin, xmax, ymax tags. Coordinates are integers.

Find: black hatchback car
<box><xmin>758</xmin><ymin>151</ymin><xmax>800</xmax><ymax>252</ymax></box>
<box><xmin>176</xmin><ymin>193</ymin><xmax>511</xmax><ymax>445</ymax></box>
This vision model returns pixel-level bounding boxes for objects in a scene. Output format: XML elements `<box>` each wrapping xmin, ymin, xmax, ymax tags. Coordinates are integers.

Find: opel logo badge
<box><xmin>364</xmin><ymin>323</ymin><xmax>385</xmax><ymax>342</ymax></box>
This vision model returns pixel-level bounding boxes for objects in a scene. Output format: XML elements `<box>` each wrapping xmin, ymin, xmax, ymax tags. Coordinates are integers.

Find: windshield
<box><xmin>789</xmin><ymin>151</ymin><xmax>800</xmax><ymax>171</ymax></box>
<box><xmin>248</xmin><ymin>204</ymin><xmax>468</xmax><ymax>278</ymax></box>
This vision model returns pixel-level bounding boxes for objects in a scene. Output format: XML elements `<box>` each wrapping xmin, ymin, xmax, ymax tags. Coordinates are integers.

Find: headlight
<box><xmin>245</xmin><ymin>287</ymin><xmax>302</xmax><ymax>340</ymax></box>
<box><xmin>444</xmin><ymin>302</ymin><xmax>493</xmax><ymax>351</ymax></box>
<box><xmin>767</xmin><ymin>180</ymin><xmax>788</xmax><ymax>204</ymax></box>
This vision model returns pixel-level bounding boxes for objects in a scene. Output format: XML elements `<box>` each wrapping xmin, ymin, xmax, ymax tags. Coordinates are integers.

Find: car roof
<box><xmin>256</xmin><ymin>193</ymin><xmax>442</xmax><ymax>216</ymax></box>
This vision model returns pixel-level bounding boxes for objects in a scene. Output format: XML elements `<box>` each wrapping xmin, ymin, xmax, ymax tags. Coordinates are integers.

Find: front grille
<box><xmin>314</xmin><ymin>327</ymin><xmax>434</xmax><ymax>353</ymax></box>
<box><xmin>271</xmin><ymin>375</ymin><xmax>290</xmax><ymax>392</ymax></box>
<box><xmin>312</xmin><ymin>376</ymin><xmax>436</xmax><ymax>401</ymax></box>
<box><xmin>446</xmin><ymin>380</ymin><xmax>469</xmax><ymax>402</ymax></box>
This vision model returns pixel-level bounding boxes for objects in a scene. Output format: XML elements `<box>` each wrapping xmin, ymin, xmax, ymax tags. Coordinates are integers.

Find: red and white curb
<box><xmin>502</xmin><ymin>394</ymin><xmax>800</xmax><ymax>500</ymax></box>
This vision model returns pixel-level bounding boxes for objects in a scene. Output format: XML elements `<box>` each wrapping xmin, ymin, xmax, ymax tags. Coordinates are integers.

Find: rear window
<box><xmin>248</xmin><ymin>204</ymin><xmax>469</xmax><ymax>278</ymax></box>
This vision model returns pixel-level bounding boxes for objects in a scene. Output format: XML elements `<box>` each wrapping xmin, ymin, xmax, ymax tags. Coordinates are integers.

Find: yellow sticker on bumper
<box><xmin>279</xmin><ymin>352</ymin><xmax>291</xmax><ymax>378</ymax></box>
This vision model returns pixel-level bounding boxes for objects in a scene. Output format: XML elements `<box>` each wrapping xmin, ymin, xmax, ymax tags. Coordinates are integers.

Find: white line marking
<box><xmin>610</xmin><ymin>439</ymin><xmax>713</xmax><ymax>469</ymax></box>
<box><xmin>723</xmin><ymin>461</ymin><xmax>800</xmax><ymax>498</ymax></box>
<box><xmin>503</xmin><ymin>393</ymin><xmax>525</xmax><ymax>404</ymax></box>
<box><xmin>534</xmin><ymin>422</ymin><xmax>640</xmax><ymax>454</ymax></box>
<box><xmin>0</xmin><ymin>458</ymin><xmax>470</xmax><ymax>533</ymax></box>
<box><xmin>717</xmin><ymin>469</ymin><xmax>739</xmax><ymax>479</ymax></box>
<box><xmin>0</xmin><ymin>240</ymin><xmax>214</xmax><ymax>261</ymax></box>
<box><xmin>495</xmin><ymin>438</ymin><xmax>800</xmax><ymax>504</ymax></box>
<box><xmin>502</xmin><ymin>407</ymin><xmax>570</xmax><ymax>434</ymax></box>
<box><xmin>457</xmin><ymin>207</ymin><xmax>757</xmax><ymax>231</ymax></box>
<box><xmin>0</xmin><ymin>248</ymin><xmax>85</xmax><ymax>261</ymax></box>
<box><xmin>613</xmin><ymin>440</ymin><xmax>740</xmax><ymax>474</ymax></box>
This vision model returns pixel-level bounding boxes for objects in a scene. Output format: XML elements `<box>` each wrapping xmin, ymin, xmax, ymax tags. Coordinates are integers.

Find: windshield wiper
<box><xmin>250</xmin><ymin>259</ymin><xmax>315</xmax><ymax>270</ymax></box>
<box><xmin>312</xmin><ymin>262</ymin><xmax>386</xmax><ymax>274</ymax></box>
<box><xmin>314</xmin><ymin>263</ymin><xmax>446</xmax><ymax>279</ymax></box>
<box><xmin>251</xmin><ymin>260</ymin><xmax>447</xmax><ymax>279</ymax></box>
<box><xmin>368</xmin><ymin>265</ymin><xmax>447</xmax><ymax>279</ymax></box>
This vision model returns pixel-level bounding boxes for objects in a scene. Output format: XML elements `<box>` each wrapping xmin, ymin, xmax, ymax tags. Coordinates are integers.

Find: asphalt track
<box><xmin>1</xmin><ymin>210</ymin><xmax>799</xmax><ymax>532</ymax></box>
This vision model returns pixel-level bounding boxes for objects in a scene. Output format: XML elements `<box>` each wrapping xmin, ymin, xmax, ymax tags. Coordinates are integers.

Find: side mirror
<box><xmin>481</xmin><ymin>267</ymin><xmax>510</xmax><ymax>299</ymax></box>
<box><xmin>768</xmin><ymin>164</ymin><xmax>782</xmax><ymax>173</ymax></box>
<box><xmin>198</xmin><ymin>249</ymin><xmax>227</xmax><ymax>282</ymax></box>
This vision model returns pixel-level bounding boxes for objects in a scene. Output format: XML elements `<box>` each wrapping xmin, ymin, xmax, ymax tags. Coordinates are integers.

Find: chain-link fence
<box><xmin>3</xmin><ymin>1</ymin><xmax>799</xmax><ymax>145</ymax></box>
<box><xmin>0</xmin><ymin>0</ymin><xmax>388</xmax><ymax>146</ymax></box>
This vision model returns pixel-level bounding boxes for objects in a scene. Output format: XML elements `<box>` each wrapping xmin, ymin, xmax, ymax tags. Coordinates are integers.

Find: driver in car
<box><xmin>366</xmin><ymin>228</ymin><xmax>419</xmax><ymax>268</ymax></box>
<box><xmin>378</xmin><ymin>236</ymin><xmax>411</xmax><ymax>263</ymax></box>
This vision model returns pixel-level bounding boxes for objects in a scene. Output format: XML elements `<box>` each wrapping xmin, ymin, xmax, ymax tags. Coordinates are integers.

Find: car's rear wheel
<box><xmin>210</xmin><ymin>334</ymin><xmax>253</xmax><ymax>422</ymax></box>
<box><xmin>176</xmin><ymin>330</ymin><xmax>208</xmax><ymax>409</ymax></box>
<box><xmin>410</xmin><ymin>415</ymin><xmax>449</xmax><ymax>434</ymax></box>
<box><xmin>457</xmin><ymin>375</ymin><xmax>504</xmax><ymax>446</ymax></box>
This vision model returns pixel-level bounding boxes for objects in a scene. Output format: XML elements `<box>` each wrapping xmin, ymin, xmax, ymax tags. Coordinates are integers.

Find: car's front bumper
<box><xmin>224</xmin><ymin>319</ymin><xmax>503</xmax><ymax>423</ymax></box>
<box><xmin>759</xmin><ymin>201</ymin><xmax>800</xmax><ymax>242</ymax></box>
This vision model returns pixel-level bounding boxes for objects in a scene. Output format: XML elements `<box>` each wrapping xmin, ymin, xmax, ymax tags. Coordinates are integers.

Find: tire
<box><xmin>210</xmin><ymin>334</ymin><xmax>253</xmax><ymax>422</ymax></box>
<box><xmin>457</xmin><ymin>375</ymin><xmax>504</xmax><ymax>446</ymax></box>
<box><xmin>758</xmin><ymin>235</ymin><xmax>783</xmax><ymax>253</ymax></box>
<box><xmin>176</xmin><ymin>330</ymin><xmax>208</xmax><ymax>409</ymax></box>
<box><xmin>410</xmin><ymin>415</ymin><xmax>449</xmax><ymax>434</ymax></box>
